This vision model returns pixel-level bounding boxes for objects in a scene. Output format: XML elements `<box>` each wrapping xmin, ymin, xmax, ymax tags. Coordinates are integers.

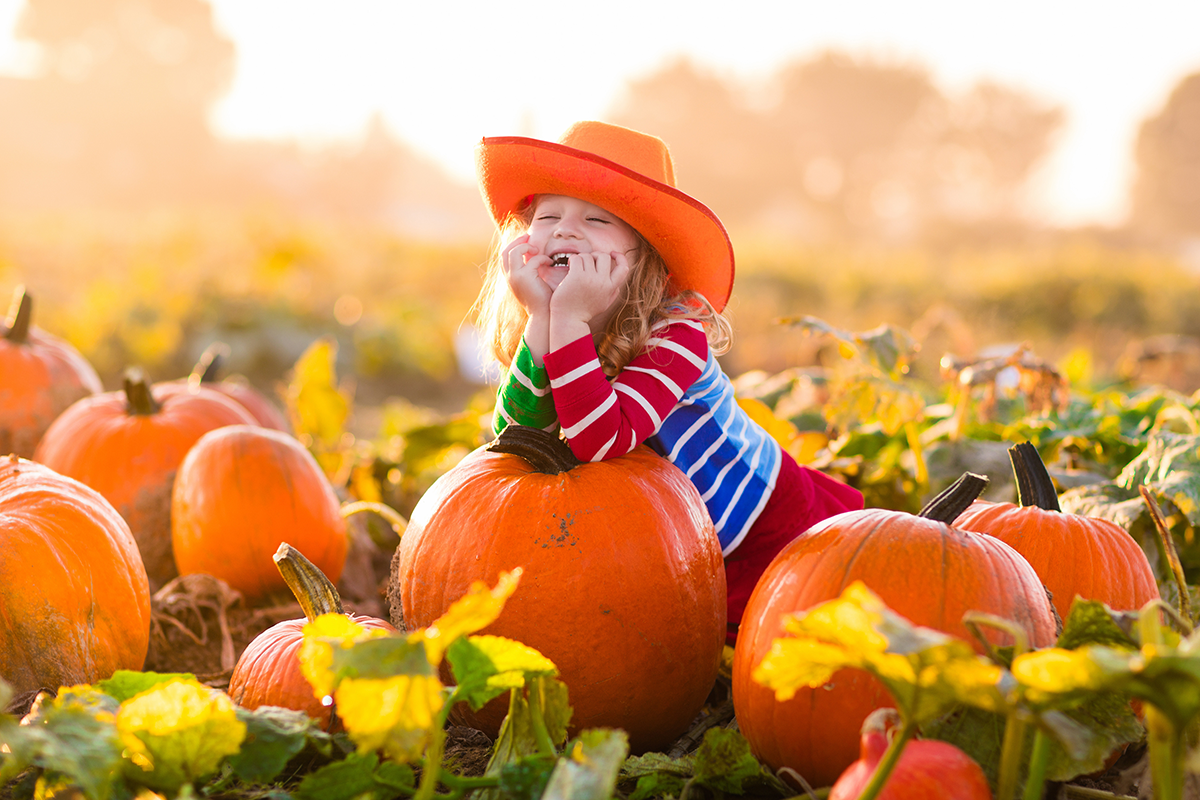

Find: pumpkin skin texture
<box><xmin>390</xmin><ymin>426</ymin><xmax>726</xmax><ymax>755</ymax></box>
<box><xmin>829</xmin><ymin>709</ymin><xmax>992</xmax><ymax>800</ymax></box>
<box><xmin>229</xmin><ymin>544</ymin><xmax>393</xmax><ymax>729</ymax></box>
<box><xmin>0</xmin><ymin>455</ymin><xmax>151</xmax><ymax>695</ymax></box>
<box><xmin>172</xmin><ymin>425</ymin><xmax>348</xmax><ymax>604</ymax></box>
<box><xmin>954</xmin><ymin>442</ymin><xmax>1160</xmax><ymax>620</ymax></box>
<box><xmin>732</xmin><ymin>475</ymin><xmax>1057</xmax><ymax>788</ymax></box>
<box><xmin>0</xmin><ymin>288</ymin><xmax>103</xmax><ymax>458</ymax></box>
<box><xmin>33</xmin><ymin>369</ymin><xmax>258</xmax><ymax>592</ymax></box>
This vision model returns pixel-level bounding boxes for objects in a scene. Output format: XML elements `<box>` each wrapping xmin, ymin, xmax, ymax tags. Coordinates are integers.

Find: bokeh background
<box><xmin>3</xmin><ymin>0</ymin><xmax>1200</xmax><ymax>428</ymax></box>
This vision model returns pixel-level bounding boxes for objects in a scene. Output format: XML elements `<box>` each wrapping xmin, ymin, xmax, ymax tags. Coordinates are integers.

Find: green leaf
<box><xmin>541</xmin><ymin>729</ymin><xmax>630</xmax><ymax>800</ymax></box>
<box><xmin>620</xmin><ymin>751</ymin><xmax>696</xmax><ymax>780</ymax></box>
<box><xmin>497</xmin><ymin>753</ymin><xmax>558</xmax><ymax>800</ymax></box>
<box><xmin>328</xmin><ymin>635</ymin><xmax>434</xmax><ymax>683</ymax></box>
<box><xmin>1056</xmin><ymin>599</ymin><xmax>1141</xmax><ymax>651</ymax></box>
<box><xmin>628</xmin><ymin>772</ymin><xmax>688</xmax><ymax>800</ymax></box>
<box><xmin>1040</xmin><ymin>696</ymin><xmax>1143</xmax><ymax>781</ymax></box>
<box><xmin>693</xmin><ymin>728</ymin><xmax>778</xmax><ymax>795</ymax></box>
<box><xmin>227</xmin><ymin>706</ymin><xmax>322</xmax><ymax>784</ymax></box>
<box><xmin>97</xmin><ymin>670</ymin><xmax>197</xmax><ymax>704</ymax></box>
<box><xmin>1114</xmin><ymin>431</ymin><xmax>1200</xmax><ymax>526</ymax></box>
<box><xmin>479</xmin><ymin>690</ymin><xmax>543</xmax><ymax>800</ymax></box>
<box><xmin>447</xmin><ymin>635</ymin><xmax>559</xmax><ymax>712</ymax></box>
<box><xmin>293</xmin><ymin>750</ymin><xmax>409</xmax><ymax>800</ymax></box>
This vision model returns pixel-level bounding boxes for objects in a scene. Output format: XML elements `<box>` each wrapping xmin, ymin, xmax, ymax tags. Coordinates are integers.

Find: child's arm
<box><xmin>492</xmin><ymin>338</ymin><xmax>559</xmax><ymax>437</ymax></box>
<box><xmin>543</xmin><ymin>320</ymin><xmax>707</xmax><ymax>461</ymax></box>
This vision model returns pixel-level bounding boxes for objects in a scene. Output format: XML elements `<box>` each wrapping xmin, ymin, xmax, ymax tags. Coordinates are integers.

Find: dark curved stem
<box><xmin>191</xmin><ymin>341</ymin><xmax>231</xmax><ymax>383</ymax></box>
<box><xmin>487</xmin><ymin>425</ymin><xmax>581</xmax><ymax>474</ymax></box>
<box><xmin>274</xmin><ymin>542</ymin><xmax>344</xmax><ymax>621</ymax></box>
<box><xmin>4</xmin><ymin>286</ymin><xmax>31</xmax><ymax>344</ymax></box>
<box><xmin>919</xmin><ymin>472</ymin><xmax>989</xmax><ymax>523</ymax></box>
<box><xmin>123</xmin><ymin>367</ymin><xmax>162</xmax><ymax>415</ymax></box>
<box><xmin>1010</xmin><ymin>441</ymin><xmax>1061</xmax><ymax>511</ymax></box>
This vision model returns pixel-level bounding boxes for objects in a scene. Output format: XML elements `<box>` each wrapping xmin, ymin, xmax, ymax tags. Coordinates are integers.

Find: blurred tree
<box><xmin>2</xmin><ymin>0</ymin><xmax>235</xmax><ymax>205</ymax></box>
<box><xmin>1131</xmin><ymin>71</ymin><xmax>1200</xmax><ymax>238</ymax></box>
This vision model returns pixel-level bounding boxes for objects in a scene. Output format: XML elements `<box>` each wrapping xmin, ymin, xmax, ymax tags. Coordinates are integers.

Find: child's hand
<box><xmin>502</xmin><ymin>234</ymin><xmax>552</xmax><ymax>314</ymax></box>
<box><xmin>550</xmin><ymin>250</ymin><xmax>632</xmax><ymax>326</ymax></box>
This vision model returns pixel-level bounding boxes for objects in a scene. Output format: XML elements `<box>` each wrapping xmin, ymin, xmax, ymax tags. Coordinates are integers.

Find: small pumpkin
<box><xmin>229</xmin><ymin>543</ymin><xmax>394</xmax><ymax>728</ymax></box>
<box><xmin>954</xmin><ymin>441</ymin><xmax>1160</xmax><ymax>620</ymax></box>
<box><xmin>186</xmin><ymin>342</ymin><xmax>290</xmax><ymax>433</ymax></box>
<box><xmin>0</xmin><ymin>286</ymin><xmax>103</xmax><ymax>458</ymax></box>
<box><xmin>731</xmin><ymin>473</ymin><xmax>1057</xmax><ymax>788</ymax></box>
<box><xmin>33</xmin><ymin>367</ymin><xmax>258</xmax><ymax>591</ymax></box>
<box><xmin>0</xmin><ymin>455</ymin><xmax>151</xmax><ymax>694</ymax></box>
<box><xmin>829</xmin><ymin>709</ymin><xmax>992</xmax><ymax>800</ymax></box>
<box><xmin>389</xmin><ymin>425</ymin><xmax>726</xmax><ymax>754</ymax></box>
<box><xmin>172</xmin><ymin>424</ymin><xmax>348</xmax><ymax>604</ymax></box>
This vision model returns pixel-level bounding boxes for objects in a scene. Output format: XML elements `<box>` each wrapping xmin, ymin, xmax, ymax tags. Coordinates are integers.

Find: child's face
<box><xmin>527</xmin><ymin>195</ymin><xmax>640</xmax><ymax>290</ymax></box>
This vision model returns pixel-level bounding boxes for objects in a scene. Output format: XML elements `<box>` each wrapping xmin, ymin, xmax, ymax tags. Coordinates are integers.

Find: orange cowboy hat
<box><xmin>475</xmin><ymin>120</ymin><xmax>735</xmax><ymax>312</ymax></box>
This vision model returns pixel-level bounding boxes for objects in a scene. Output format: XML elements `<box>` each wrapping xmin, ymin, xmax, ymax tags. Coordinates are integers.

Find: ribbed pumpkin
<box><xmin>33</xmin><ymin>367</ymin><xmax>258</xmax><ymax>591</ymax></box>
<box><xmin>954</xmin><ymin>441</ymin><xmax>1160</xmax><ymax>620</ymax></box>
<box><xmin>389</xmin><ymin>425</ymin><xmax>726</xmax><ymax>754</ymax></box>
<box><xmin>0</xmin><ymin>455</ymin><xmax>151</xmax><ymax>694</ymax></box>
<box><xmin>229</xmin><ymin>543</ymin><xmax>394</xmax><ymax>728</ymax></box>
<box><xmin>185</xmin><ymin>342</ymin><xmax>290</xmax><ymax>433</ymax></box>
<box><xmin>172</xmin><ymin>425</ymin><xmax>348</xmax><ymax>604</ymax></box>
<box><xmin>731</xmin><ymin>474</ymin><xmax>1058</xmax><ymax>788</ymax></box>
<box><xmin>0</xmin><ymin>286</ymin><xmax>103</xmax><ymax>458</ymax></box>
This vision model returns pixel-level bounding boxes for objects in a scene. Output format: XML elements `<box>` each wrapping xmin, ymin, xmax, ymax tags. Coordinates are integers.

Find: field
<box><xmin>6</xmin><ymin>211</ymin><xmax>1200</xmax><ymax>799</ymax></box>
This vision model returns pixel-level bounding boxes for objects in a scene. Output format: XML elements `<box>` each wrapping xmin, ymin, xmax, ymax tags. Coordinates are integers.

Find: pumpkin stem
<box><xmin>918</xmin><ymin>472</ymin><xmax>989</xmax><ymax>523</ymax></box>
<box><xmin>486</xmin><ymin>425</ymin><xmax>581</xmax><ymax>474</ymax></box>
<box><xmin>274</xmin><ymin>542</ymin><xmax>345</xmax><ymax>621</ymax></box>
<box><xmin>1010</xmin><ymin>441</ymin><xmax>1061</xmax><ymax>512</ymax></box>
<box><xmin>123</xmin><ymin>367</ymin><xmax>162</xmax><ymax>415</ymax></box>
<box><xmin>190</xmin><ymin>341</ymin><xmax>231</xmax><ymax>385</ymax></box>
<box><xmin>3</xmin><ymin>285</ymin><xmax>31</xmax><ymax>344</ymax></box>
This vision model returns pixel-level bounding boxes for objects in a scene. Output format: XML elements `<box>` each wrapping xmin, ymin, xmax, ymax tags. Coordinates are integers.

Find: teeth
<box><xmin>552</xmin><ymin>254</ymin><xmax>570</xmax><ymax>267</ymax></box>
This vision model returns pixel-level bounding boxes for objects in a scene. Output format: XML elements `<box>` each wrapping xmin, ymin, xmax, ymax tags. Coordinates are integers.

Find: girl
<box><xmin>472</xmin><ymin>120</ymin><xmax>863</xmax><ymax>641</ymax></box>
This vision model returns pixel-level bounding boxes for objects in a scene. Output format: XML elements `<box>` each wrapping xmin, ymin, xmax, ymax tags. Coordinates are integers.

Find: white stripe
<box><xmin>497</xmin><ymin>404</ymin><xmax>517</xmax><ymax>427</ymax></box>
<box><xmin>591</xmin><ymin>430</ymin><xmax>620</xmax><ymax>461</ymax></box>
<box><xmin>623</xmin><ymin>364</ymin><xmax>683</xmax><ymax>397</ymax></box>
<box><xmin>720</xmin><ymin>445</ymin><xmax>782</xmax><ymax>555</ymax></box>
<box><xmin>614</xmin><ymin>383</ymin><xmax>662</xmax><ymax>429</ymax></box>
<box><xmin>645</xmin><ymin>337</ymin><xmax>706</xmax><ymax>370</ymax></box>
<box><xmin>561</xmin><ymin>392</ymin><xmax>617</xmax><ymax>439</ymax></box>
<box><xmin>550</xmin><ymin>358</ymin><xmax>601</xmax><ymax>389</ymax></box>
<box><xmin>511</xmin><ymin>363</ymin><xmax>550</xmax><ymax>396</ymax></box>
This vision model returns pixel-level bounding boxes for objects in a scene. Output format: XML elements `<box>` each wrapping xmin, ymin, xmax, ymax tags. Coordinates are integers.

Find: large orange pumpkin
<box><xmin>732</xmin><ymin>473</ymin><xmax>1058</xmax><ymax>788</ymax></box>
<box><xmin>0</xmin><ymin>286</ymin><xmax>103</xmax><ymax>458</ymax></box>
<box><xmin>33</xmin><ymin>367</ymin><xmax>258</xmax><ymax>591</ymax></box>
<box><xmin>230</xmin><ymin>543</ymin><xmax>394</xmax><ymax>729</ymax></box>
<box><xmin>0</xmin><ymin>455</ymin><xmax>151</xmax><ymax>695</ymax></box>
<box><xmin>172</xmin><ymin>425</ymin><xmax>348</xmax><ymax>604</ymax></box>
<box><xmin>390</xmin><ymin>425</ymin><xmax>726</xmax><ymax>754</ymax></box>
<box><xmin>954</xmin><ymin>441</ymin><xmax>1160</xmax><ymax>620</ymax></box>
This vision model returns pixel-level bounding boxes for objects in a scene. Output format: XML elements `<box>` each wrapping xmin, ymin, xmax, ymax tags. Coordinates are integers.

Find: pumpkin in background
<box><xmin>33</xmin><ymin>367</ymin><xmax>258</xmax><ymax>591</ymax></box>
<box><xmin>732</xmin><ymin>473</ymin><xmax>1057</xmax><ymax>788</ymax></box>
<box><xmin>389</xmin><ymin>425</ymin><xmax>726</xmax><ymax>755</ymax></box>
<box><xmin>0</xmin><ymin>286</ymin><xmax>103</xmax><ymax>458</ymax></box>
<box><xmin>0</xmin><ymin>455</ymin><xmax>151</xmax><ymax>694</ymax></box>
<box><xmin>172</xmin><ymin>425</ymin><xmax>348</xmax><ymax>604</ymax></box>
<box><xmin>230</xmin><ymin>543</ymin><xmax>394</xmax><ymax>728</ymax></box>
<box><xmin>954</xmin><ymin>441</ymin><xmax>1160</xmax><ymax>620</ymax></box>
<box><xmin>185</xmin><ymin>341</ymin><xmax>290</xmax><ymax>433</ymax></box>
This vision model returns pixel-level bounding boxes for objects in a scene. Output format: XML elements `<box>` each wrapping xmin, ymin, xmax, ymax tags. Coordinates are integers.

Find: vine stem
<box><xmin>853</xmin><ymin>717</ymin><xmax>917</xmax><ymax>800</ymax></box>
<box><xmin>1139</xmin><ymin>486</ymin><xmax>1193</xmax><ymax>629</ymax></box>
<box><xmin>341</xmin><ymin>500</ymin><xmax>409</xmax><ymax>537</ymax></box>
<box><xmin>963</xmin><ymin>612</ymin><xmax>1031</xmax><ymax>800</ymax></box>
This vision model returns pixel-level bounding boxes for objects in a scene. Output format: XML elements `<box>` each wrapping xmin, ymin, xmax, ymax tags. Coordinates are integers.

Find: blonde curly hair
<box><xmin>471</xmin><ymin>202</ymin><xmax>731</xmax><ymax>376</ymax></box>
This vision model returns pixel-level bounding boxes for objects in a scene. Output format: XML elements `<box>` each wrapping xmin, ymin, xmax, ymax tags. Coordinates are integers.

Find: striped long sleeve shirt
<box><xmin>492</xmin><ymin>319</ymin><xmax>782</xmax><ymax>555</ymax></box>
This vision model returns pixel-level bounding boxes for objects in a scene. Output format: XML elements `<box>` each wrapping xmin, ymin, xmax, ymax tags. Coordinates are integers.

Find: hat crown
<box><xmin>558</xmin><ymin>121</ymin><xmax>676</xmax><ymax>188</ymax></box>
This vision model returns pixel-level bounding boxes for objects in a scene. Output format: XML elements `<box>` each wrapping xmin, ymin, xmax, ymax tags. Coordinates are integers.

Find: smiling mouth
<box><xmin>552</xmin><ymin>254</ymin><xmax>570</xmax><ymax>268</ymax></box>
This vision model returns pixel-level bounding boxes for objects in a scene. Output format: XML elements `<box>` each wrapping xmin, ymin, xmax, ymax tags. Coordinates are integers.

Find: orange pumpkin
<box><xmin>33</xmin><ymin>368</ymin><xmax>258</xmax><ymax>591</ymax></box>
<box><xmin>172</xmin><ymin>425</ymin><xmax>348</xmax><ymax>604</ymax></box>
<box><xmin>731</xmin><ymin>473</ymin><xmax>1058</xmax><ymax>788</ymax></box>
<box><xmin>229</xmin><ymin>543</ymin><xmax>394</xmax><ymax>728</ymax></box>
<box><xmin>390</xmin><ymin>425</ymin><xmax>726</xmax><ymax>754</ymax></box>
<box><xmin>0</xmin><ymin>286</ymin><xmax>102</xmax><ymax>458</ymax></box>
<box><xmin>954</xmin><ymin>441</ymin><xmax>1160</xmax><ymax>620</ymax></box>
<box><xmin>185</xmin><ymin>342</ymin><xmax>290</xmax><ymax>433</ymax></box>
<box><xmin>0</xmin><ymin>455</ymin><xmax>151</xmax><ymax>694</ymax></box>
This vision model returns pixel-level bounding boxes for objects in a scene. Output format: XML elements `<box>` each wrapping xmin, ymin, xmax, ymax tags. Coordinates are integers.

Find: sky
<box><xmin>2</xmin><ymin>0</ymin><xmax>1200</xmax><ymax>226</ymax></box>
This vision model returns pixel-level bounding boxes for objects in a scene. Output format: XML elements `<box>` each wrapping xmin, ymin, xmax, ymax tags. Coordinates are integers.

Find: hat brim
<box><xmin>475</xmin><ymin>136</ymin><xmax>734</xmax><ymax>313</ymax></box>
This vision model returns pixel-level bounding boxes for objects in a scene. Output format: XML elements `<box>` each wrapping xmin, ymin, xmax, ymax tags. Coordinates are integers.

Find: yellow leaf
<box><xmin>287</xmin><ymin>337</ymin><xmax>352</xmax><ymax>452</ymax></box>
<box><xmin>300</xmin><ymin>614</ymin><xmax>389</xmax><ymax>699</ymax></box>
<box><xmin>1012</xmin><ymin>647</ymin><xmax>1110</xmax><ymax>705</ymax></box>
<box><xmin>335</xmin><ymin>675</ymin><xmax>445</xmax><ymax>763</ymax></box>
<box><xmin>412</xmin><ymin>568</ymin><xmax>523</xmax><ymax>665</ymax></box>
<box><xmin>752</xmin><ymin>638</ymin><xmax>855</xmax><ymax>700</ymax></box>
